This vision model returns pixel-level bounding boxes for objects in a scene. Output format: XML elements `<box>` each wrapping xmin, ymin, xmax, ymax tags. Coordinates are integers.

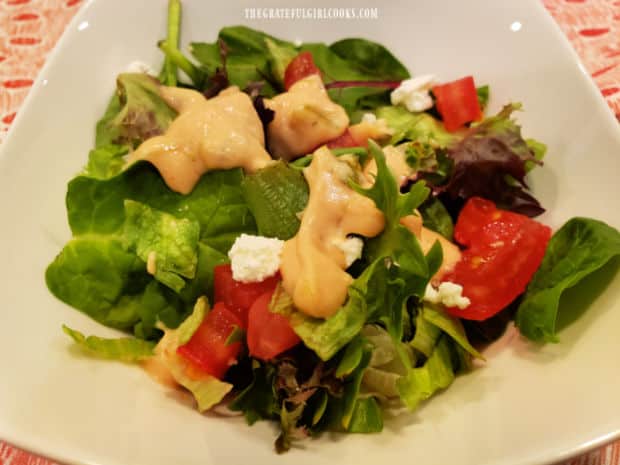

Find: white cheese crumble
<box><xmin>424</xmin><ymin>281</ymin><xmax>471</xmax><ymax>309</ymax></box>
<box><xmin>361</xmin><ymin>112</ymin><xmax>378</xmax><ymax>124</ymax></box>
<box><xmin>333</xmin><ymin>236</ymin><xmax>364</xmax><ymax>268</ymax></box>
<box><xmin>125</xmin><ymin>60</ymin><xmax>157</xmax><ymax>76</ymax></box>
<box><xmin>390</xmin><ymin>75</ymin><xmax>436</xmax><ymax>113</ymax></box>
<box><xmin>228</xmin><ymin>234</ymin><xmax>284</xmax><ymax>283</ymax></box>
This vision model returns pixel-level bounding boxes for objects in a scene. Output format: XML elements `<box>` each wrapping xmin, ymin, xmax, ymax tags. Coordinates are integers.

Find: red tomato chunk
<box><xmin>177</xmin><ymin>302</ymin><xmax>243</xmax><ymax>379</ymax></box>
<box><xmin>433</xmin><ymin>76</ymin><xmax>482</xmax><ymax>132</ymax></box>
<box><xmin>443</xmin><ymin>197</ymin><xmax>552</xmax><ymax>320</ymax></box>
<box><xmin>214</xmin><ymin>264</ymin><xmax>280</xmax><ymax>328</ymax></box>
<box><xmin>284</xmin><ymin>51</ymin><xmax>321</xmax><ymax>90</ymax></box>
<box><xmin>247</xmin><ymin>290</ymin><xmax>301</xmax><ymax>361</ymax></box>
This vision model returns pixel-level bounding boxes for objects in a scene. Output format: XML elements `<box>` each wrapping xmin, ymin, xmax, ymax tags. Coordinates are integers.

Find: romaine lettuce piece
<box><xmin>83</xmin><ymin>144</ymin><xmax>128</xmax><ymax>180</ymax></box>
<box><xmin>516</xmin><ymin>217</ymin><xmax>620</xmax><ymax>342</ymax></box>
<box><xmin>396</xmin><ymin>336</ymin><xmax>456</xmax><ymax>410</ymax></box>
<box><xmin>123</xmin><ymin>200</ymin><xmax>200</xmax><ymax>292</ymax></box>
<box><xmin>421</xmin><ymin>304</ymin><xmax>482</xmax><ymax>359</ymax></box>
<box><xmin>62</xmin><ymin>325</ymin><xmax>155</xmax><ymax>361</ymax></box>
<box><xmin>375</xmin><ymin>105</ymin><xmax>456</xmax><ymax>147</ymax></box>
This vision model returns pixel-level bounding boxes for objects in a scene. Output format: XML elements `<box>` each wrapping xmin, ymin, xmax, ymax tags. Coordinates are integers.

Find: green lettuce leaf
<box><xmin>300</xmin><ymin>40</ymin><xmax>409</xmax><ymax>116</ymax></box>
<box><xmin>476</xmin><ymin>85</ymin><xmax>490</xmax><ymax>110</ymax></box>
<box><xmin>409</xmin><ymin>311</ymin><xmax>442</xmax><ymax>358</ymax></box>
<box><xmin>123</xmin><ymin>200</ymin><xmax>200</xmax><ymax>292</ymax></box>
<box><xmin>375</xmin><ymin>105</ymin><xmax>456</xmax><ymax>147</ymax></box>
<box><xmin>241</xmin><ymin>162</ymin><xmax>309</xmax><ymax>240</ymax></box>
<box><xmin>62</xmin><ymin>325</ymin><xmax>155</xmax><ymax>361</ymax></box>
<box><xmin>109</xmin><ymin>73</ymin><xmax>177</xmax><ymax>147</ymax></box>
<box><xmin>515</xmin><ymin>217</ymin><xmax>620</xmax><ymax>342</ymax></box>
<box><xmin>418</xmin><ymin>196</ymin><xmax>454</xmax><ymax>240</ymax></box>
<box><xmin>264</xmin><ymin>37</ymin><xmax>298</xmax><ymax>85</ymax></box>
<box><xmin>67</xmin><ymin>162</ymin><xmax>255</xmax><ymax>254</ymax></box>
<box><xmin>190</xmin><ymin>26</ymin><xmax>409</xmax><ymax>115</ymax></box>
<box><xmin>229</xmin><ymin>361</ymin><xmax>279</xmax><ymax>425</ymax></box>
<box><xmin>270</xmin><ymin>261</ymin><xmax>380</xmax><ymax>361</ymax></box>
<box><xmin>82</xmin><ymin>144</ymin><xmax>128</xmax><ymax>180</ymax></box>
<box><xmin>420</xmin><ymin>304</ymin><xmax>482</xmax><ymax>359</ymax></box>
<box><xmin>191</xmin><ymin>26</ymin><xmax>295</xmax><ymax>96</ymax></box>
<box><xmin>396</xmin><ymin>335</ymin><xmax>456</xmax><ymax>410</ymax></box>
<box><xmin>361</xmin><ymin>325</ymin><xmax>415</xmax><ymax>400</ymax></box>
<box><xmin>46</xmin><ymin>237</ymin><xmax>146</xmax><ymax>331</ymax></box>
<box><xmin>47</xmin><ymin>163</ymin><xmax>237</xmax><ymax>338</ymax></box>
<box><xmin>321</xmin><ymin>344</ymin><xmax>383</xmax><ymax>434</ymax></box>
<box><xmin>95</xmin><ymin>94</ymin><xmax>124</xmax><ymax>148</ymax></box>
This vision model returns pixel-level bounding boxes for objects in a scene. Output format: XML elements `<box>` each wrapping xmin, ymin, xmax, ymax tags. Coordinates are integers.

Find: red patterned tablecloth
<box><xmin>0</xmin><ymin>0</ymin><xmax>619</xmax><ymax>464</ymax></box>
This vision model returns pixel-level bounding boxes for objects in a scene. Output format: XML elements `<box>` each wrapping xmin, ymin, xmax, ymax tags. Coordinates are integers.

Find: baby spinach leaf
<box><xmin>242</xmin><ymin>162</ymin><xmax>309</xmax><ymax>240</ymax></box>
<box><xmin>515</xmin><ymin>217</ymin><xmax>620</xmax><ymax>342</ymax></box>
<box><xmin>329</xmin><ymin>38</ymin><xmax>409</xmax><ymax>81</ymax></box>
<box><xmin>418</xmin><ymin>196</ymin><xmax>454</xmax><ymax>240</ymax></box>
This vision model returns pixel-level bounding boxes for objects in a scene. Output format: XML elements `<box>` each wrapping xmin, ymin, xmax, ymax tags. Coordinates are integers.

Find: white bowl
<box><xmin>0</xmin><ymin>1</ymin><xmax>619</xmax><ymax>464</ymax></box>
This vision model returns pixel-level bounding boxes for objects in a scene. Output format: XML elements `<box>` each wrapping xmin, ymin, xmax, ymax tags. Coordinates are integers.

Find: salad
<box><xmin>46</xmin><ymin>0</ymin><xmax>620</xmax><ymax>453</ymax></box>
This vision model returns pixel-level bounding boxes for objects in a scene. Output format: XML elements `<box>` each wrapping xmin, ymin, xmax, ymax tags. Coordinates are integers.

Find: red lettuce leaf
<box><xmin>437</xmin><ymin>103</ymin><xmax>545</xmax><ymax>217</ymax></box>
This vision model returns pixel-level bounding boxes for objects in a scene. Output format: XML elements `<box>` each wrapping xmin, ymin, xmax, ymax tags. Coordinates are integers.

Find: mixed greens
<box><xmin>46</xmin><ymin>0</ymin><xmax>620</xmax><ymax>453</ymax></box>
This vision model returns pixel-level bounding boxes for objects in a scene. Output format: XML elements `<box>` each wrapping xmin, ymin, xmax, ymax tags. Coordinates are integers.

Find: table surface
<box><xmin>1</xmin><ymin>0</ymin><xmax>619</xmax><ymax>464</ymax></box>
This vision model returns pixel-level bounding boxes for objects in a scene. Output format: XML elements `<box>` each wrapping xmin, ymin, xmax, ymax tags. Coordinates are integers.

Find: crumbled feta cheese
<box><xmin>361</xmin><ymin>112</ymin><xmax>377</xmax><ymax>124</ymax></box>
<box><xmin>228</xmin><ymin>234</ymin><xmax>284</xmax><ymax>283</ymax></box>
<box><xmin>126</xmin><ymin>60</ymin><xmax>157</xmax><ymax>76</ymax></box>
<box><xmin>390</xmin><ymin>75</ymin><xmax>436</xmax><ymax>113</ymax></box>
<box><xmin>333</xmin><ymin>236</ymin><xmax>364</xmax><ymax>268</ymax></box>
<box><xmin>424</xmin><ymin>281</ymin><xmax>471</xmax><ymax>309</ymax></box>
<box><xmin>423</xmin><ymin>283</ymin><xmax>441</xmax><ymax>304</ymax></box>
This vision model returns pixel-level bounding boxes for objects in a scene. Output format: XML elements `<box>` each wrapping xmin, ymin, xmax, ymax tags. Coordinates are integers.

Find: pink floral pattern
<box><xmin>544</xmin><ymin>0</ymin><xmax>620</xmax><ymax>119</ymax></box>
<box><xmin>0</xmin><ymin>0</ymin><xmax>618</xmax><ymax>463</ymax></box>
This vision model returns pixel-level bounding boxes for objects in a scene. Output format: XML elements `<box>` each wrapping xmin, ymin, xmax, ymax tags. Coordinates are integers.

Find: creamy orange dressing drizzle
<box><xmin>266</xmin><ymin>75</ymin><xmax>349</xmax><ymax>160</ymax></box>
<box><xmin>282</xmin><ymin>145</ymin><xmax>461</xmax><ymax>318</ymax></box>
<box><xmin>280</xmin><ymin>147</ymin><xmax>385</xmax><ymax>318</ymax></box>
<box><xmin>129</xmin><ymin>86</ymin><xmax>272</xmax><ymax>194</ymax></box>
<box><xmin>363</xmin><ymin>145</ymin><xmax>413</xmax><ymax>186</ymax></box>
<box><xmin>348</xmin><ymin>119</ymin><xmax>392</xmax><ymax>146</ymax></box>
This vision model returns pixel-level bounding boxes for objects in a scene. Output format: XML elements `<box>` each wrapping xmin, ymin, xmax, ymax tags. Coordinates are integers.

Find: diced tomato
<box><xmin>177</xmin><ymin>302</ymin><xmax>243</xmax><ymax>379</ymax></box>
<box><xmin>432</xmin><ymin>76</ymin><xmax>482</xmax><ymax>132</ymax></box>
<box><xmin>442</xmin><ymin>197</ymin><xmax>551</xmax><ymax>320</ymax></box>
<box><xmin>213</xmin><ymin>264</ymin><xmax>280</xmax><ymax>328</ymax></box>
<box><xmin>327</xmin><ymin>128</ymin><xmax>359</xmax><ymax>149</ymax></box>
<box><xmin>284</xmin><ymin>51</ymin><xmax>321</xmax><ymax>90</ymax></box>
<box><xmin>247</xmin><ymin>290</ymin><xmax>301</xmax><ymax>361</ymax></box>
